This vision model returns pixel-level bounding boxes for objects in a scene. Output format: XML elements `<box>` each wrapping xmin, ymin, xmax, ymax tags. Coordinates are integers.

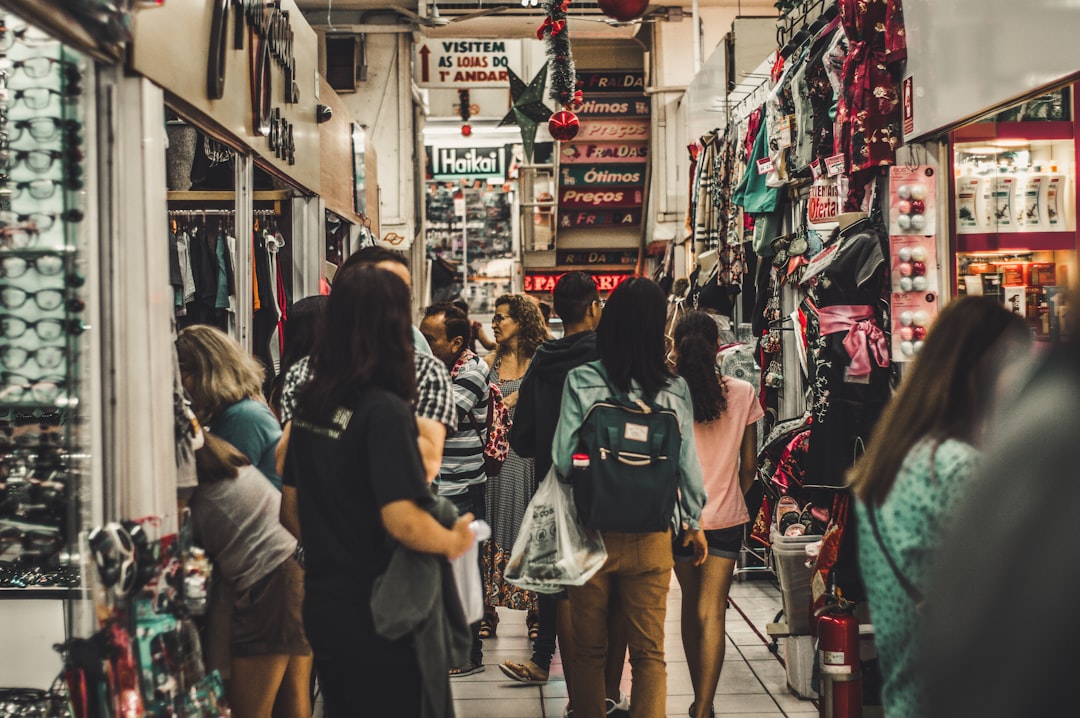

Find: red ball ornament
<box><xmin>548</xmin><ymin>111</ymin><xmax>580</xmax><ymax>142</ymax></box>
<box><xmin>461</xmin><ymin>124</ymin><xmax>472</xmax><ymax>137</ymax></box>
<box><xmin>912</xmin><ymin>326</ymin><xmax>927</xmax><ymax>341</ymax></box>
<box><xmin>598</xmin><ymin>0</ymin><xmax>649</xmax><ymax>22</ymax></box>
<box><xmin>911</xmin><ymin>199</ymin><xmax>926</xmax><ymax>215</ymax></box>
<box><xmin>911</xmin><ymin>261</ymin><xmax>926</xmax><ymax>276</ymax></box>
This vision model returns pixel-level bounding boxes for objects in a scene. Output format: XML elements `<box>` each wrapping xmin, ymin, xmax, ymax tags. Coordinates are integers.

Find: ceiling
<box><xmin>299</xmin><ymin>0</ymin><xmax>779</xmax><ymax>39</ymax></box>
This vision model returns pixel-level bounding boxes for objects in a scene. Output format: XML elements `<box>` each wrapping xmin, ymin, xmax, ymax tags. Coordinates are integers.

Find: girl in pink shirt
<box><xmin>672</xmin><ymin>311</ymin><xmax>763</xmax><ymax>718</ymax></box>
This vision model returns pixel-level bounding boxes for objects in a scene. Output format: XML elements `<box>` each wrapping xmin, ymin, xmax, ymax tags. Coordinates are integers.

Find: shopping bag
<box><xmin>504</xmin><ymin>468</ymin><xmax>607</xmax><ymax>593</ymax></box>
<box><xmin>449</xmin><ymin>519</ymin><xmax>491</xmax><ymax>625</ymax></box>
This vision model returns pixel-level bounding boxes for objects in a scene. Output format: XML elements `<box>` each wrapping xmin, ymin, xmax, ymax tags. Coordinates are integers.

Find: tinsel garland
<box><xmin>538</xmin><ymin>0</ymin><xmax>580</xmax><ymax>108</ymax></box>
<box><xmin>458</xmin><ymin>89</ymin><xmax>471</xmax><ymax>122</ymax></box>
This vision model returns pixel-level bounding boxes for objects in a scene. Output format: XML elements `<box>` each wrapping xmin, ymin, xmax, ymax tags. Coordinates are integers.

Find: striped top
<box><xmin>435</xmin><ymin>351</ymin><xmax>489</xmax><ymax>496</ymax></box>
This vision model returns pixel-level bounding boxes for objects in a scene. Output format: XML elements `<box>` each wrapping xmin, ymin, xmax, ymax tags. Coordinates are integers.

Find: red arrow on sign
<box><xmin>419</xmin><ymin>45</ymin><xmax>431</xmax><ymax>83</ymax></box>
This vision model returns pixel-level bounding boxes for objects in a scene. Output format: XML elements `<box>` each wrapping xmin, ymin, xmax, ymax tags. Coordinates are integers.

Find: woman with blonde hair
<box><xmin>848</xmin><ymin>296</ymin><xmax>1030</xmax><ymax>718</ymax></box>
<box><xmin>479</xmin><ymin>294</ymin><xmax>547</xmax><ymax>639</ymax></box>
<box><xmin>176</xmin><ymin>324</ymin><xmax>282</xmax><ymax>489</ymax></box>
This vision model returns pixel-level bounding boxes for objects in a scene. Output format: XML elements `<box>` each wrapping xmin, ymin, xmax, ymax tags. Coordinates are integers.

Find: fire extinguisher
<box><xmin>816</xmin><ymin>595</ymin><xmax>862</xmax><ymax>718</ymax></box>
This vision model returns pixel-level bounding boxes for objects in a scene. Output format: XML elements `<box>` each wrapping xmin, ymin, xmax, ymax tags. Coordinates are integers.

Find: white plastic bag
<box><xmin>505</xmin><ymin>468</ymin><xmax>607</xmax><ymax>593</ymax></box>
<box><xmin>449</xmin><ymin>519</ymin><xmax>491</xmax><ymax>625</ymax></box>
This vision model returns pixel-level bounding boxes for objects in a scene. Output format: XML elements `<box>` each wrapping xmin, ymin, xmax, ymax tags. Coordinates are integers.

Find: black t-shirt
<box><xmin>286</xmin><ymin>385</ymin><xmax>430</xmax><ymax>659</ymax></box>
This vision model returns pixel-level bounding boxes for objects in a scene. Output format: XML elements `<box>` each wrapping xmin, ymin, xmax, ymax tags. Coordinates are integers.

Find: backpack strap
<box><xmin>865</xmin><ymin>504</ymin><xmax>924</xmax><ymax>606</ymax></box>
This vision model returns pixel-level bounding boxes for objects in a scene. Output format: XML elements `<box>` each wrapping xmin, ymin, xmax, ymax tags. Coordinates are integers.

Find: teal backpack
<box><xmin>571</xmin><ymin>364</ymin><xmax>683</xmax><ymax>533</ymax></box>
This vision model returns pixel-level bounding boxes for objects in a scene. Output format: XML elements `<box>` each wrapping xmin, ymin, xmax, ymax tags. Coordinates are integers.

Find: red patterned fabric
<box><xmin>835</xmin><ymin>0</ymin><xmax>907</xmax><ymax>208</ymax></box>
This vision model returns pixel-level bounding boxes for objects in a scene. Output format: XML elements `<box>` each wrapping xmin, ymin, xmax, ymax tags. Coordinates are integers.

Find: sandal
<box><xmin>449</xmin><ymin>660</ymin><xmax>485</xmax><ymax>678</ymax></box>
<box><xmin>499</xmin><ymin>660</ymin><xmax>549</xmax><ymax>685</ymax></box>
<box><xmin>478</xmin><ymin>612</ymin><xmax>499</xmax><ymax>639</ymax></box>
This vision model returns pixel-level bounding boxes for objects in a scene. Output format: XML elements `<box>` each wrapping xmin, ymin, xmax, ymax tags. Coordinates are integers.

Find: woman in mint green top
<box><xmin>177</xmin><ymin>324</ymin><xmax>283</xmax><ymax>489</ymax></box>
<box><xmin>551</xmin><ymin>278</ymin><xmax>708</xmax><ymax>718</ymax></box>
<box><xmin>848</xmin><ymin>297</ymin><xmax>1030</xmax><ymax>718</ymax></box>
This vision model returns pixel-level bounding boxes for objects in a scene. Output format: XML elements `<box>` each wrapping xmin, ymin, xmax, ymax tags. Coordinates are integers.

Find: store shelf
<box><xmin>955</xmin><ymin>231</ymin><xmax>1077</xmax><ymax>252</ymax></box>
<box><xmin>167</xmin><ymin>190</ymin><xmax>292</xmax><ymax>202</ymax></box>
<box><xmin>0</xmin><ymin>587</ymin><xmax>86</xmax><ymax>600</ymax></box>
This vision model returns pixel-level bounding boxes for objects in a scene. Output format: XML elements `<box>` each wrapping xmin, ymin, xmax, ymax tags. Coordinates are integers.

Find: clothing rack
<box><xmin>776</xmin><ymin>0</ymin><xmax>838</xmax><ymax>57</ymax></box>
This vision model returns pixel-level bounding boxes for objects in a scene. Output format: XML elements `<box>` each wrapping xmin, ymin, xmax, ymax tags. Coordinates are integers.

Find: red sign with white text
<box><xmin>524</xmin><ymin>272</ymin><xmax>632</xmax><ymax>293</ymax></box>
<box><xmin>559</xmin><ymin>186</ymin><xmax>643</xmax><ymax>209</ymax></box>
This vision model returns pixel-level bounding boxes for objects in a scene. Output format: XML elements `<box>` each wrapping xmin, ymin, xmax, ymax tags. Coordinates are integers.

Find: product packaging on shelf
<box><xmin>892</xmin><ymin>292</ymin><xmax>939</xmax><ymax>362</ymax></box>
<box><xmin>889</xmin><ymin>166</ymin><xmax>937</xmax><ymax>237</ymax></box>
<box><xmin>889</xmin><ymin>236</ymin><xmax>938</xmax><ymax>295</ymax></box>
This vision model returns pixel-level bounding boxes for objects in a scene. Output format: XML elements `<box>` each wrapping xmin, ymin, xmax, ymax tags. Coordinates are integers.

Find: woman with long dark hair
<box><xmin>671</xmin><ymin>310</ymin><xmax>763</xmax><ymax>718</ymax></box>
<box><xmin>552</xmin><ymin>277</ymin><xmax>708</xmax><ymax>718</ymax></box>
<box><xmin>285</xmin><ymin>264</ymin><xmax>476</xmax><ymax>717</ymax></box>
<box><xmin>848</xmin><ymin>296</ymin><xmax>1030</xmax><ymax>718</ymax></box>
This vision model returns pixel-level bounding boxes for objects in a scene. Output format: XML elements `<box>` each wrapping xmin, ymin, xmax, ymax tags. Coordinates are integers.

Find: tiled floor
<box><xmin>450</xmin><ymin>574</ymin><xmax>822</xmax><ymax>718</ymax></box>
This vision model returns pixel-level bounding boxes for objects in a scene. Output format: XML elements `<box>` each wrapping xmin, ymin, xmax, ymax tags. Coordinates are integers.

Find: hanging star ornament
<box><xmin>499</xmin><ymin>63</ymin><xmax>552</xmax><ymax>163</ymax></box>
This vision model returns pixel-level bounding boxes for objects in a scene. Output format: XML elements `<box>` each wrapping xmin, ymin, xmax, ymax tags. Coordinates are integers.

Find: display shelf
<box><xmin>166</xmin><ymin>190</ymin><xmax>291</xmax><ymax>202</ymax></box>
<box><xmin>0</xmin><ymin>587</ymin><xmax>85</xmax><ymax>600</ymax></box>
<box><xmin>954</xmin><ymin>121</ymin><xmax>1075</xmax><ymax>142</ymax></box>
<box><xmin>955</xmin><ymin>231</ymin><xmax>1078</xmax><ymax>252</ymax></box>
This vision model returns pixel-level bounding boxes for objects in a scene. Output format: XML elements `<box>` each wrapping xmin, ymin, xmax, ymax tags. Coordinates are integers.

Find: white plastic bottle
<box><xmin>1042</xmin><ymin>162</ymin><xmax>1066</xmax><ymax>229</ymax></box>
<box><xmin>1018</xmin><ymin>164</ymin><xmax>1044</xmax><ymax>230</ymax></box>
<box><xmin>990</xmin><ymin>165</ymin><xmax>1019</xmax><ymax>231</ymax></box>
<box><xmin>956</xmin><ymin>165</ymin><xmax>984</xmax><ymax>232</ymax></box>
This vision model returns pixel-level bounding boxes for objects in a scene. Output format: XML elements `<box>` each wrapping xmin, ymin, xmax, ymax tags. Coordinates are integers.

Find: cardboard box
<box><xmin>997</xmin><ymin>263</ymin><xmax>1026</xmax><ymax>286</ymax></box>
<box><xmin>1004</xmin><ymin>286</ymin><xmax>1027</xmax><ymax>317</ymax></box>
<box><xmin>1028</xmin><ymin>262</ymin><xmax>1057</xmax><ymax>286</ymax></box>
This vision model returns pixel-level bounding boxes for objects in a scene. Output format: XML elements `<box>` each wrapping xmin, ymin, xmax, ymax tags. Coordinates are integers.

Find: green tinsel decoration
<box><xmin>541</xmin><ymin>0</ymin><xmax>577</xmax><ymax>108</ymax></box>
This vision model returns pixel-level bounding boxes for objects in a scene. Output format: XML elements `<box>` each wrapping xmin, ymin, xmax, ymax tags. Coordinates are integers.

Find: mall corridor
<box><xmin>447</xmin><ymin>575</ymin><xmax>820</xmax><ymax>718</ymax></box>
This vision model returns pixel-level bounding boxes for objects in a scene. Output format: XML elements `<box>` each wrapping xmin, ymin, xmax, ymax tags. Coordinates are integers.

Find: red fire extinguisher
<box><xmin>816</xmin><ymin>595</ymin><xmax>862</xmax><ymax>718</ymax></box>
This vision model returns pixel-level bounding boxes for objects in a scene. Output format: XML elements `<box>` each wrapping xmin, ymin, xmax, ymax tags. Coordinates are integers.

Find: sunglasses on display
<box><xmin>0</xmin><ymin>523</ymin><xmax>63</xmax><ymax>556</ymax></box>
<box><xmin>0</xmin><ymin>373</ymin><xmax>65</xmax><ymax>404</ymax></box>
<box><xmin>0</xmin><ymin>86</ymin><xmax>79</xmax><ymax>110</ymax></box>
<box><xmin>0</xmin><ymin>25</ymin><xmax>57</xmax><ymax>52</ymax></box>
<box><xmin>0</xmin><ymin>56</ymin><xmax>79</xmax><ymax>80</ymax></box>
<box><xmin>0</xmin><ymin>117</ymin><xmax>80</xmax><ymax>143</ymax></box>
<box><xmin>0</xmin><ymin>252</ymin><xmax>64</xmax><ymax>279</ymax></box>
<box><xmin>0</xmin><ymin>148</ymin><xmax>81</xmax><ymax>174</ymax></box>
<box><xmin>0</xmin><ymin>346</ymin><xmax>64</xmax><ymax>371</ymax></box>
<box><xmin>0</xmin><ymin>286</ymin><xmax>64</xmax><ymax>311</ymax></box>
<box><xmin>0</xmin><ymin>315</ymin><xmax>73</xmax><ymax>341</ymax></box>
<box><xmin>1</xmin><ymin>177</ymin><xmax>83</xmax><ymax>199</ymax></box>
<box><xmin>0</xmin><ymin>211</ymin><xmax>82</xmax><ymax>232</ymax></box>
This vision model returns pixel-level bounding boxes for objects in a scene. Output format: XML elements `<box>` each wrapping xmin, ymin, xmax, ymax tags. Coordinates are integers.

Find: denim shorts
<box><xmin>673</xmin><ymin>523</ymin><xmax>745</xmax><ymax>561</ymax></box>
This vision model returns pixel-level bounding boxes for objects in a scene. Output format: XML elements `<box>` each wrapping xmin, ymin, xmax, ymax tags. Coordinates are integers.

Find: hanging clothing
<box><xmin>803</xmin><ymin>218</ymin><xmax>892</xmax><ymax>489</ymax></box>
<box><xmin>732</xmin><ymin>110</ymin><xmax>781</xmax><ymax>216</ymax></box>
<box><xmin>835</xmin><ymin>0</ymin><xmax>907</xmax><ymax>203</ymax></box>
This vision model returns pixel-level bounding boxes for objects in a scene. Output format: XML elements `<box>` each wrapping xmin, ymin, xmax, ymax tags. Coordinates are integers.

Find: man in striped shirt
<box><xmin>420</xmin><ymin>302</ymin><xmax>490</xmax><ymax>677</ymax></box>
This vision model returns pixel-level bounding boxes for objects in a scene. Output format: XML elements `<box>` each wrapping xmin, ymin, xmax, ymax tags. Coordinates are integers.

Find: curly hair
<box><xmin>494</xmin><ymin>294</ymin><xmax>547</xmax><ymax>358</ymax></box>
<box><xmin>673</xmin><ymin>310</ymin><xmax>728</xmax><ymax>423</ymax></box>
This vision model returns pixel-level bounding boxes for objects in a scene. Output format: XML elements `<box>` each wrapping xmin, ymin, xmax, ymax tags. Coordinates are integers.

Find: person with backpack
<box><xmin>420</xmin><ymin>302</ymin><xmax>494</xmax><ymax>678</ymax></box>
<box><xmin>552</xmin><ymin>277</ymin><xmax>708</xmax><ymax>718</ymax></box>
<box><xmin>671</xmin><ymin>310</ymin><xmax>763</xmax><ymax>718</ymax></box>
<box><xmin>500</xmin><ymin>272</ymin><xmax>630</xmax><ymax>718</ymax></box>
<box><xmin>479</xmin><ymin>294</ymin><xmax>546</xmax><ymax>640</ymax></box>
